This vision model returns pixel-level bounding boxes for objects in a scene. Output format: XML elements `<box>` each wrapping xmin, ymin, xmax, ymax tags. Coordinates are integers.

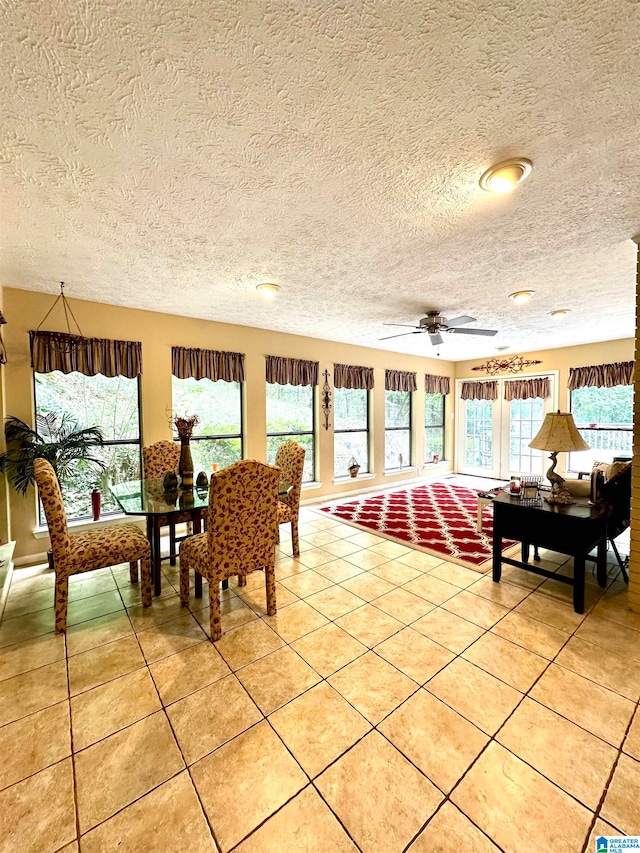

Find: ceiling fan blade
<box><xmin>429</xmin><ymin>332</ymin><xmax>444</xmax><ymax>346</ymax></box>
<box><xmin>449</xmin><ymin>327</ymin><xmax>498</xmax><ymax>337</ymax></box>
<box><xmin>382</xmin><ymin>323</ymin><xmax>420</xmax><ymax>328</ymax></box>
<box><xmin>445</xmin><ymin>315</ymin><xmax>476</xmax><ymax>328</ymax></box>
<box><xmin>379</xmin><ymin>331</ymin><xmax>424</xmax><ymax>341</ymax></box>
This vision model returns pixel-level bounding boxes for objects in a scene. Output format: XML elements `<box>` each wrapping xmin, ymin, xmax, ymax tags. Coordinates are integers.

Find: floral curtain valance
<box><xmin>172</xmin><ymin>346</ymin><xmax>245</xmax><ymax>382</ymax></box>
<box><xmin>334</xmin><ymin>363</ymin><xmax>375</xmax><ymax>390</ymax></box>
<box><xmin>29</xmin><ymin>330</ymin><xmax>142</xmax><ymax>378</ymax></box>
<box><xmin>568</xmin><ymin>361</ymin><xmax>634</xmax><ymax>390</ymax></box>
<box><xmin>266</xmin><ymin>355</ymin><xmax>319</xmax><ymax>387</ymax></box>
<box><xmin>385</xmin><ymin>369</ymin><xmax>417</xmax><ymax>392</ymax></box>
<box><xmin>425</xmin><ymin>374</ymin><xmax>451</xmax><ymax>395</ymax></box>
<box><xmin>460</xmin><ymin>380</ymin><xmax>498</xmax><ymax>401</ymax></box>
<box><xmin>504</xmin><ymin>377</ymin><xmax>551</xmax><ymax>401</ymax></box>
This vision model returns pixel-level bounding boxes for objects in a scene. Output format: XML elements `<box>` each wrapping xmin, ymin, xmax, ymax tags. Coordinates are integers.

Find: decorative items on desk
<box><xmin>521</xmin><ymin>475</ymin><xmax>542</xmax><ymax>502</ymax></box>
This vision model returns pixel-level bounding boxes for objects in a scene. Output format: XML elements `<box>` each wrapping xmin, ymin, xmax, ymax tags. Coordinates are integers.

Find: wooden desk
<box><xmin>492</xmin><ymin>493</ymin><xmax>608</xmax><ymax>613</ymax></box>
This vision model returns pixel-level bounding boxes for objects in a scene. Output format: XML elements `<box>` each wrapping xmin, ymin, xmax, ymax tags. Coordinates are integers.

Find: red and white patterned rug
<box><xmin>319</xmin><ymin>480</ymin><xmax>513</xmax><ymax>571</ymax></box>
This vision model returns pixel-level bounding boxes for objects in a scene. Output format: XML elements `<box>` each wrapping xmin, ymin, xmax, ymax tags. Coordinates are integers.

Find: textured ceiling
<box><xmin>1</xmin><ymin>0</ymin><xmax>639</xmax><ymax>360</ymax></box>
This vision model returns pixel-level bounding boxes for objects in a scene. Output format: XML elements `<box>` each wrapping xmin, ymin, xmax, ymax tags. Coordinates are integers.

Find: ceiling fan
<box><xmin>380</xmin><ymin>311</ymin><xmax>498</xmax><ymax>346</ymax></box>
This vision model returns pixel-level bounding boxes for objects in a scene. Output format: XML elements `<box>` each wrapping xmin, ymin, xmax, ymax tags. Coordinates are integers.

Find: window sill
<box><xmin>33</xmin><ymin>512</ymin><xmax>137</xmax><ymax>539</ymax></box>
<box><xmin>333</xmin><ymin>473</ymin><xmax>376</xmax><ymax>486</ymax></box>
<box><xmin>384</xmin><ymin>466</ymin><xmax>418</xmax><ymax>477</ymax></box>
<box><xmin>301</xmin><ymin>481</ymin><xmax>322</xmax><ymax>492</ymax></box>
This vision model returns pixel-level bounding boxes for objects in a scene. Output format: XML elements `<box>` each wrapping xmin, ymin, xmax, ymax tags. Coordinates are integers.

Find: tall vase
<box><xmin>179</xmin><ymin>438</ymin><xmax>194</xmax><ymax>490</ymax></box>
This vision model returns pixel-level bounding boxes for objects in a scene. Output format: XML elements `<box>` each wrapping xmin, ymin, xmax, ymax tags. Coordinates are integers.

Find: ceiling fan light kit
<box><xmin>479</xmin><ymin>158</ymin><xmax>533</xmax><ymax>193</ymax></box>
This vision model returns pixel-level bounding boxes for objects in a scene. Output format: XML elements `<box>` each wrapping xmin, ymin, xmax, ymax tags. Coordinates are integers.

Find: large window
<box><xmin>266</xmin><ymin>383</ymin><xmax>315</xmax><ymax>482</ymax></box>
<box><xmin>334</xmin><ymin>387</ymin><xmax>369</xmax><ymax>478</ymax></box>
<box><xmin>569</xmin><ymin>385</ymin><xmax>633</xmax><ymax>471</ymax></box>
<box><xmin>464</xmin><ymin>399</ymin><xmax>493</xmax><ymax>468</ymax></box>
<box><xmin>424</xmin><ymin>393</ymin><xmax>445</xmax><ymax>464</ymax></box>
<box><xmin>34</xmin><ymin>371</ymin><xmax>141</xmax><ymax>521</ymax></box>
<box><xmin>385</xmin><ymin>390</ymin><xmax>412</xmax><ymax>470</ymax></box>
<box><xmin>172</xmin><ymin>376</ymin><xmax>243</xmax><ymax>472</ymax></box>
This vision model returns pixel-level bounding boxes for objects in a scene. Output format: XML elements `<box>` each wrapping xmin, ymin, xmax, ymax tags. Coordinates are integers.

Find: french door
<box><xmin>456</xmin><ymin>374</ymin><xmax>557</xmax><ymax>480</ymax></box>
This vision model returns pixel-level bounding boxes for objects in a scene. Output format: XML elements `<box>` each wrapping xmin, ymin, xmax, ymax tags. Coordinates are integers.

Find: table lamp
<box><xmin>528</xmin><ymin>411</ymin><xmax>589</xmax><ymax>504</ymax></box>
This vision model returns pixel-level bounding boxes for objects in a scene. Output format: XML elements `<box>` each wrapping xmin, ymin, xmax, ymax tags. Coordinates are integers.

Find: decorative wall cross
<box><xmin>321</xmin><ymin>369</ymin><xmax>332</xmax><ymax>430</ymax></box>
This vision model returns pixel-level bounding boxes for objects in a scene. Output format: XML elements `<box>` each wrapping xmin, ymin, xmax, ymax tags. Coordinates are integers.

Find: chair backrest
<box><xmin>207</xmin><ymin>459</ymin><xmax>280</xmax><ymax>575</ymax></box>
<box><xmin>602</xmin><ymin>462</ymin><xmax>632</xmax><ymax>539</ymax></box>
<box><xmin>143</xmin><ymin>440</ymin><xmax>180</xmax><ymax>479</ymax></box>
<box><xmin>274</xmin><ymin>441</ymin><xmax>305</xmax><ymax>513</ymax></box>
<box><xmin>33</xmin><ymin>458</ymin><xmax>71</xmax><ymax>567</ymax></box>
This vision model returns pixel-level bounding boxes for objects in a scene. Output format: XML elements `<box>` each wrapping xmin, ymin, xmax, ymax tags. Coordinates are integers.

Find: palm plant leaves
<box><xmin>0</xmin><ymin>414</ymin><xmax>105</xmax><ymax>495</ymax></box>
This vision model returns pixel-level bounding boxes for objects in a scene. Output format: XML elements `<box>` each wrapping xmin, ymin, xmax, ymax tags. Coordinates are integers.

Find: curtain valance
<box><xmin>568</xmin><ymin>361</ymin><xmax>634</xmax><ymax>390</ymax></box>
<box><xmin>266</xmin><ymin>355</ymin><xmax>319</xmax><ymax>386</ymax></box>
<box><xmin>504</xmin><ymin>377</ymin><xmax>550</xmax><ymax>401</ymax></box>
<box><xmin>425</xmin><ymin>374</ymin><xmax>451</xmax><ymax>395</ymax></box>
<box><xmin>172</xmin><ymin>346</ymin><xmax>245</xmax><ymax>382</ymax></box>
<box><xmin>29</xmin><ymin>330</ymin><xmax>142</xmax><ymax>378</ymax></box>
<box><xmin>334</xmin><ymin>363</ymin><xmax>375</xmax><ymax>390</ymax></box>
<box><xmin>460</xmin><ymin>380</ymin><xmax>498</xmax><ymax>401</ymax></box>
<box><xmin>385</xmin><ymin>369</ymin><xmax>417</xmax><ymax>392</ymax></box>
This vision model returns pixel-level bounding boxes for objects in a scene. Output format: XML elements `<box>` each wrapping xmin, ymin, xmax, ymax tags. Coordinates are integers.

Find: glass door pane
<box><xmin>507</xmin><ymin>398</ymin><xmax>546</xmax><ymax>476</ymax></box>
<box><xmin>462</xmin><ymin>399</ymin><xmax>495</xmax><ymax>473</ymax></box>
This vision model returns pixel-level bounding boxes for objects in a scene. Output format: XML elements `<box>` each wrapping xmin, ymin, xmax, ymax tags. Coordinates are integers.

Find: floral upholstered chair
<box><xmin>275</xmin><ymin>441</ymin><xmax>305</xmax><ymax>557</ymax></box>
<box><xmin>142</xmin><ymin>440</ymin><xmax>192</xmax><ymax>565</ymax></box>
<box><xmin>179</xmin><ymin>459</ymin><xmax>280</xmax><ymax>641</ymax></box>
<box><xmin>33</xmin><ymin>458</ymin><xmax>152</xmax><ymax>633</ymax></box>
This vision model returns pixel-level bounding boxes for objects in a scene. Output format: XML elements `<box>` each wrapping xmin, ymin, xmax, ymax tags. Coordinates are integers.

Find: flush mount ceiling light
<box><xmin>479</xmin><ymin>158</ymin><xmax>533</xmax><ymax>193</ymax></box>
<box><xmin>256</xmin><ymin>283</ymin><xmax>280</xmax><ymax>299</ymax></box>
<box><xmin>549</xmin><ymin>309</ymin><xmax>571</xmax><ymax>319</ymax></box>
<box><xmin>509</xmin><ymin>290</ymin><xmax>535</xmax><ymax>305</ymax></box>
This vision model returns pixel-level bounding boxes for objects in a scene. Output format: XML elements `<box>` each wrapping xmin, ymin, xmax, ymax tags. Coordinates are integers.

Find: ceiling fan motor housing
<box><xmin>419</xmin><ymin>313</ymin><xmax>446</xmax><ymax>331</ymax></box>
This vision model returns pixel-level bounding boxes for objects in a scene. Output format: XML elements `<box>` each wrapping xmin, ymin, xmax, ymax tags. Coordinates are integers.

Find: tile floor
<box><xmin>0</xmin><ymin>508</ymin><xmax>639</xmax><ymax>852</ymax></box>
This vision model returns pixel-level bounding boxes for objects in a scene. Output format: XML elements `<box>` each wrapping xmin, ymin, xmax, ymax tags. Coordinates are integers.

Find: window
<box><xmin>464</xmin><ymin>399</ymin><xmax>493</xmax><ymax>468</ymax></box>
<box><xmin>334</xmin><ymin>387</ymin><xmax>369</xmax><ymax>478</ymax></box>
<box><xmin>569</xmin><ymin>384</ymin><xmax>633</xmax><ymax>471</ymax></box>
<box><xmin>385</xmin><ymin>390</ymin><xmax>411</xmax><ymax>469</ymax></box>
<box><xmin>34</xmin><ymin>371</ymin><xmax>141</xmax><ymax>521</ymax></box>
<box><xmin>266</xmin><ymin>383</ymin><xmax>315</xmax><ymax>482</ymax></box>
<box><xmin>424</xmin><ymin>393</ymin><xmax>445</xmax><ymax>464</ymax></box>
<box><xmin>172</xmin><ymin>376</ymin><xmax>243</xmax><ymax>472</ymax></box>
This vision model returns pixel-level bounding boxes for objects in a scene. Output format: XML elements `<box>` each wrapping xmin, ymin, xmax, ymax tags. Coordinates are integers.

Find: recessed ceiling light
<box><xmin>509</xmin><ymin>290</ymin><xmax>535</xmax><ymax>305</ymax></box>
<box><xmin>549</xmin><ymin>309</ymin><xmax>571</xmax><ymax>319</ymax></box>
<box><xmin>256</xmin><ymin>283</ymin><xmax>280</xmax><ymax>299</ymax></box>
<box><xmin>479</xmin><ymin>158</ymin><xmax>533</xmax><ymax>193</ymax></box>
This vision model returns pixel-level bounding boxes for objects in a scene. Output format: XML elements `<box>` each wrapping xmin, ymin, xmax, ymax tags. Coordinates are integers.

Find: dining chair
<box><xmin>33</xmin><ymin>458</ymin><xmax>152</xmax><ymax>633</ymax></box>
<box><xmin>179</xmin><ymin>459</ymin><xmax>280</xmax><ymax>641</ymax></box>
<box><xmin>275</xmin><ymin>440</ymin><xmax>305</xmax><ymax>557</ymax></box>
<box><xmin>142</xmin><ymin>440</ymin><xmax>192</xmax><ymax>565</ymax></box>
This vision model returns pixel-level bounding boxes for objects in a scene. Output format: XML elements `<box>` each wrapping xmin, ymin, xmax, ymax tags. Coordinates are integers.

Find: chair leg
<box><xmin>265</xmin><ymin>563</ymin><xmax>277</xmax><ymax>617</ymax></box>
<box><xmin>291</xmin><ymin>518</ymin><xmax>300</xmax><ymax>557</ymax></box>
<box><xmin>179</xmin><ymin>553</ymin><xmax>190</xmax><ymax>607</ymax></box>
<box><xmin>54</xmin><ymin>575</ymin><xmax>69</xmax><ymax>634</ymax></box>
<box><xmin>237</xmin><ymin>573</ymin><xmax>247</xmax><ymax>587</ymax></box>
<box><xmin>140</xmin><ymin>556</ymin><xmax>152</xmax><ymax>607</ymax></box>
<box><xmin>209</xmin><ymin>582</ymin><xmax>222</xmax><ymax>641</ymax></box>
<box><xmin>129</xmin><ymin>561</ymin><xmax>139</xmax><ymax>584</ymax></box>
<box><xmin>169</xmin><ymin>519</ymin><xmax>177</xmax><ymax>566</ymax></box>
<box><xmin>610</xmin><ymin>539</ymin><xmax>629</xmax><ymax>583</ymax></box>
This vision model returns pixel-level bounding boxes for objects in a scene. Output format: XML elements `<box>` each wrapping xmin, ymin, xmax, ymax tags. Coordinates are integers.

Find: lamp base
<box><xmin>544</xmin><ymin>484</ymin><xmax>575</xmax><ymax>505</ymax></box>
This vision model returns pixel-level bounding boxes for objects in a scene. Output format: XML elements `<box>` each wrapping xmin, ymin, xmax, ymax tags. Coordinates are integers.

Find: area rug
<box><xmin>319</xmin><ymin>481</ymin><xmax>513</xmax><ymax>571</ymax></box>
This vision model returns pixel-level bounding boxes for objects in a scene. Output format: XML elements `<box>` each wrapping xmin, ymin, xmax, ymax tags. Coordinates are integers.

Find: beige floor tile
<box><xmin>0</xmin><ymin>607</ymin><xmax>56</xmax><ymax>649</ymax></box>
<box><xmin>593</xmin><ymin>588</ymin><xmax>640</xmax><ymax>631</ymax></box>
<box><xmin>345</xmin><ymin>531</ymin><xmax>386</xmax><ymax>548</ymax></box>
<box><xmin>427</xmin><ymin>658</ymin><xmax>522</xmax><ymax>736</ymax></box>
<box><xmin>343</xmin><ymin>549</ymin><xmax>392</xmax><ymax>570</ymax></box>
<box><xmin>313</xmin><ymin>558</ymin><xmax>365</xmax><ymax>583</ymax></box>
<box><xmin>68</xmin><ymin>634</ymin><xmax>145</xmax><ymax>696</ymax></box>
<box><xmin>291</xmin><ymin>623</ymin><xmax>367</xmax><ymax>677</ymax></box>
<box><xmin>263</xmin><ymin>599</ymin><xmax>329</xmax><ymax>642</ymax></box>
<box><xmin>0</xmin><ymin>701</ymin><xmax>70</xmax><ymax>791</ymax></box>
<box><xmin>276</xmin><ymin>568</ymin><xmax>334</xmax><ymax>597</ymax></box>
<box><xmin>497</xmin><ymin>697</ymin><xmax>617</xmax><ymax>809</ymax></box>
<box><xmin>236</xmin><ymin>646</ymin><xmax>320</xmax><ymax>714</ymax></box>
<box><xmin>442</xmin><ymin>590</ymin><xmax>510</xmax><ymax>628</ymax></box>
<box><xmin>530</xmin><ymin>663</ymin><xmax>635</xmax><ymax>747</ymax></box>
<box><xmin>555</xmin><ymin>636</ymin><xmax>640</xmax><ymax>701</ymax></box>
<box><xmin>167</xmin><ymin>673</ymin><xmax>261</xmax><ymax>764</ymax></box>
<box><xmin>375</xmin><ymin>627</ymin><xmax>454</xmax><ymax>684</ymax></box>
<box><xmin>316</xmin><ymin>730</ymin><xmax>442</xmax><ymax>853</ymax></box>
<box><xmin>0</xmin><ymin>659</ymin><xmax>68</xmax><ymax>727</ymax></box>
<box><xmin>295</xmin><ymin>548</ymin><xmax>340</xmax><ymax>570</ymax></box>
<box><xmin>0</xmin><ymin>632</ymin><xmax>65</xmax><ymax>682</ymax></box>
<box><xmin>584</xmin><ymin>819</ymin><xmax>629</xmax><ymax>851</ymax></box>
<box><xmin>0</xmin><ymin>758</ymin><xmax>76</xmax><ymax>853</ymax></box>
<box><xmin>624</xmin><ymin>706</ymin><xmax>640</xmax><ymax>760</ymax></box>
<box><xmin>491</xmin><ymin>611</ymin><xmax>570</xmax><ymax>660</ymax></box>
<box><xmin>305</xmin><ymin>584</ymin><xmax>366</xmax><ymax>620</ymax></box>
<box><xmin>136</xmin><ymin>614</ymin><xmax>206</xmax><ymax>664</ymax></box>
<box><xmin>193</xmin><ymin>595</ymin><xmax>259</xmax><ymax>636</ymax></box>
<box><xmin>9</xmin><ymin>568</ymin><xmax>55</xmax><ymax>595</ymax></box>
<box><xmin>319</xmin><ymin>538</ymin><xmax>366</xmax><ymax>559</ymax></box>
<box><xmin>537</xmin><ymin>576</ymin><xmax>605</xmax><ymax>611</ymax></box>
<box><xmin>468</xmin><ymin>575</ymin><xmax>531</xmax><ymax>608</ymax></box>
<box><xmin>328</xmin><ymin>651</ymin><xmax>417</xmax><ymax>724</ymax></box>
<box><xmin>369</xmin><ymin>560</ymin><xmax>423</xmax><ymax>585</ymax></box>
<box><xmin>214</xmin><ymin>618</ymin><xmax>284</xmax><ymax>670</ymax></box>
<box><xmin>4</xmin><ymin>586</ymin><xmax>55</xmax><ymax>618</ymax></box>
<box><xmin>412</xmin><ymin>607</ymin><xmax>485</xmax><ymax>653</ymax></box>
<box><xmin>80</xmin><ymin>771</ymin><xmax>216</xmax><ymax>852</ymax></box>
<box><xmin>500</xmin><ymin>565</ymin><xmax>546</xmax><ymax>590</ymax></box>
<box><xmin>269</xmin><ymin>681</ymin><xmax>371</xmax><ymax>778</ymax></box>
<box><xmin>149</xmin><ymin>640</ymin><xmax>230</xmax><ymax>705</ymax></box>
<box><xmin>302</xmin><ymin>530</ymin><xmax>340</xmax><ymax>547</ymax></box>
<box><xmin>336</xmin><ymin>603</ymin><xmax>404</xmax><ymax>648</ymax></box>
<box><xmin>234</xmin><ymin>785</ymin><xmax>358</xmax><ymax>852</ymax></box>
<box><xmin>462</xmin><ymin>632</ymin><xmax>548</xmax><ymax>692</ymax></box>
<box><xmin>56</xmin><ymin>843</ymin><xmax>78</xmax><ymax>853</ymax></box>
<box><xmin>601</xmin><ymin>754</ymin><xmax>640</xmax><ymax>836</ymax></box>
<box><xmin>66</xmin><ymin>590</ymin><xmax>125</xmax><ymax>626</ymax></box>
<box><xmin>429</xmin><ymin>562</ymin><xmax>482</xmax><ymax>589</ymax></box>
<box><xmin>403</xmin><ymin>573</ymin><xmax>460</xmax><ymax>605</ymax></box>
<box><xmin>514</xmin><ymin>592</ymin><xmax>586</xmax><ymax>632</ymax></box>
<box><xmin>274</xmin><ymin>555</ymin><xmax>305</xmax><ymax>579</ymax></box>
<box><xmin>71</xmin><ymin>668</ymin><xmax>161</xmax><ymax>750</ymax></box>
<box><xmin>127</xmin><ymin>593</ymin><xmax>186</xmax><ymax>631</ymax></box>
<box><xmin>451</xmin><ymin>742</ymin><xmax>592</xmax><ymax>853</ymax></box>
<box><xmin>236</xmin><ymin>581</ymin><xmax>299</xmax><ymax>614</ymax></box>
<box><xmin>67</xmin><ymin>572</ymin><xmax>118</xmax><ymax>600</ymax></box>
<box><xmin>66</xmin><ymin>611</ymin><xmax>134</xmax><ymax>657</ymax></box>
<box><xmin>380</xmin><ymin>690</ymin><xmax>488</xmax><ymax>794</ymax></box>
<box><xmin>191</xmin><ymin>720</ymin><xmax>307</xmax><ymax>852</ymax></box>
<box><xmin>371</xmin><ymin>587</ymin><xmax>436</xmax><ymax>624</ymax></box>
<box><xmin>408</xmin><ymin>802</ymin><xmax>500</xmax><ymax>852</ymax></box>
<box><xmin>395</xmin><ymin>550</ymin><xmax>445</xmax><ymax>571</ymax></box>
<box><xmin>339</xmin><ymin>572</ymin><xmax>396</xmax><ymax>602</ymax></box>
<box><xmin>575</xmin><ymin>614</ymin><xmax>640</xmax><ymax>662</ymax></box>
<box><xmin>368</xmin><ymin>540</ymin><xmax>411</xmax><ymax>559</ymax></box>
<box><xmin>75</xmin><ymin>711</ymin><xmax>184</xmax><ymax>832</ymax></box>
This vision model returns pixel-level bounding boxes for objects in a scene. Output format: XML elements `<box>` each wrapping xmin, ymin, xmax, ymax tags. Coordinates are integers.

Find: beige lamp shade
<box><xmin>529</xmin><ymin>411</ymin><xmax>590</xmax><ymax>453</ymax></box>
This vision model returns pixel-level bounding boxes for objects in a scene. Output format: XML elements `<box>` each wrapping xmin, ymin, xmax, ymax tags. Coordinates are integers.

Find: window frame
<box><xmin>384</xmin><ymin>388</ymin><xmax>413</xmax><ymax>470</ymax></box>
<box><xmin>424</xmin><ymin>392</ymin><xmax>445</xmax><ymax>464</ymax></box>
<box><xmin>266</xmin><ymin>382</ymin><xmax>316</xmax><ymax>482</ymax></box>
<box><xmin>568</xmin><ymin>384</ymin><xmax>633</xmax><ymax>472</ymax></box>
<box><xmin>333</xmin><ymin>386</ymin><xmax>370</xmax><ymax>478</ymax></box>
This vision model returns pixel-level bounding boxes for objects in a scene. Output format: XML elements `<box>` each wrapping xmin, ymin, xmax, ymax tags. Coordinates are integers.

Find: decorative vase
<box><xmin>348</xmin><ymin>457</ymin><xmax>360</xmax><ymax>478</ymax></box>
<box><xmin>179</xmin><ymin>439</ymin><xmax>194</xmax><ymax>490</ymax></box>
<box><xmin>91</xmin><ymin>488</ymin><xmax>101</xmax><ymax>521</ymax></box>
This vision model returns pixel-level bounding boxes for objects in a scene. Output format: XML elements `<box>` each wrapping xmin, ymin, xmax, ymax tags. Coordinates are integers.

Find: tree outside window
<box><xmin>385</xmin><ymin>390</ymin><xmax>411</xmax><ymax>469</ymax></box>
<box><xmin>569</xmin><ymin>385</ymin><xmax>633</xmax><ymax>471</ymax></box>
<box><xmin>266</xmin><ymin>383</ymin><xmax>315</xmax><ymax>482</ymax></box>
<box><xmin>334</xmin><ymin>387</ymin><xmax>369</xmax><ymax>478</ymax></box>
<box><xmin>424</xmin><ymin>392</ymin><xmax>445</xmax><ymax>464</ymax></box>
